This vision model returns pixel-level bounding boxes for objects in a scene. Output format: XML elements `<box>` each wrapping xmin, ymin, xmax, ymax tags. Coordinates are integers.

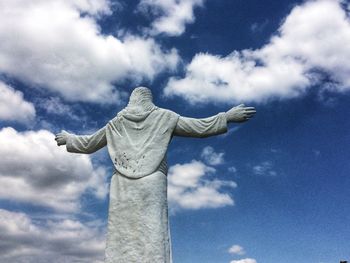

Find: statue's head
<box><xmin>119</xmin><ymin>86</ymin><xmax>156</xmax><ymax>120</ymax></box>
<box><xmin>128</xmin><ymin>87</ymin><xmax>153</xmax><ymax>106</ymax></box>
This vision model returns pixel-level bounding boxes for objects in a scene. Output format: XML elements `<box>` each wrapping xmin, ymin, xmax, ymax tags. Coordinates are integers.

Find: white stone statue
<box><xmin>55</xmin><ymin>87</ymin><xmax>256</xmax><ymax>263</ymax></box>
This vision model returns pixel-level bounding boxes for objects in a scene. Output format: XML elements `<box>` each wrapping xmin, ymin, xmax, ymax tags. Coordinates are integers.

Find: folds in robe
<box><xmin>106</xmin><ymin>108</ymin><xmax>179</xmax><ymax>179</ymax></box>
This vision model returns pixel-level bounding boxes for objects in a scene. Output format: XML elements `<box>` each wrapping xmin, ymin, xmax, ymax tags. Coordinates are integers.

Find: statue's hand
<box><xmin>225</xmin><ymin>104</ymin><xmax>256</xmax><ymax>123</ymax></box>
<box><xmin>55</xmin><ymin>130</ymin><xmax>70</xmax><ymax>146</ymax></box>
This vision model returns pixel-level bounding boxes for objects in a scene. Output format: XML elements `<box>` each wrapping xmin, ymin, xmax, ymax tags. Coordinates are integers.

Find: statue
<box><xmin>55</xmin><ymin>87</ymin><xmax>256</xmax><ymax>263</ymax></box>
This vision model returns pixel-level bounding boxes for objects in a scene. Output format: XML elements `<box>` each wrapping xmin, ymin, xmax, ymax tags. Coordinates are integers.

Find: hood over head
<box><xmin>119</xmin><ymin>87</ymin><xmax>158</xmax><ymax>121</ymax></box>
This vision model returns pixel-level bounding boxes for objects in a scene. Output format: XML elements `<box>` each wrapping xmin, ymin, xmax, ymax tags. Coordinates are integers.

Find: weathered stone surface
<box><xmin>55</xmin><ymin>87</ymin><xmax>256</xmax><ymax>262</ymax></box>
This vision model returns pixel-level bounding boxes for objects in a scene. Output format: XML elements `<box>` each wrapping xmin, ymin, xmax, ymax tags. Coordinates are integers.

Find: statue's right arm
<box><xmin>55</xmin><ymin>126</ymin><xmax>107</xmax><ymax>154</ymax></box>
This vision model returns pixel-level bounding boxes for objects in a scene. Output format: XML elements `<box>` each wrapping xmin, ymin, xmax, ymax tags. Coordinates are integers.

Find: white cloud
<box><xmin>0</xmin><ymin>81</ymin><xmax>36</xmax><ymax>124</ymax></box>
<box><xmin>168</xmin><ymin>160</ymin><xmax>236</xmax><ymax>210</ymax></box>
<box><xmin>0</xmin><ymin>0</ymin><xmax>179</xmax><ymax>103</ymax></box>
<box><xmin>201</xmin><ymin>146</ymin><xmax>225</xmax><ymax>165</ymax></box>
<box><xmin>68</xmin><ymin>0</ymin><xmax>112</xmax><ymax>15</ymax></box>
<box><xmin>138</xmin><ymin>0</ymin><xmax>204</xmax><ymax>36</ymax></box>
<box><xmin>228</xmin><ymin>166</ymin><xmax>237</xmax><ymax>173</ymax></box>
<box><xmin>230</xmin><ymin>258</ymin><xmax>257</xmax><ymax>263</ymax></box>
<box><xmin>164</xmin><ymin>0</ymin><xmax>350</xmax><ymax>104</ymax></box>
<box><xmin>36</xmin><ymin>96</ymin><xmax>83</xmax><ymax>123</ymax></box>
<box><xmin>38</xmin><ymin>97</ymin><xmax>74</xmax><ymax>116</ymax></box>
<box><xmin>0</xmin><ymin>209</ymin><xmax>105</xmax><ymax>263</ymax></box>
<box><xmin>250</xmin><ymin>20</ymin><xmax>269</xmax><ymax>33</ymax></box>
<box><xmin>228</xmin><ymin>244</ymin><xmax>245</xmax><ymax>255</ymax></box>
<box><xmin>252</xmin><ymin>161</ymin><xmax>277</xmax><ymax>176</ymax></box>
<box><xmin>0</xmin><ymin>127</ymin><xmax>108</xmax><ymax>212</ymax></box>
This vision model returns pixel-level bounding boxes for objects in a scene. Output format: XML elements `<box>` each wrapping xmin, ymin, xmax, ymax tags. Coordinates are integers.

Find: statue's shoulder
<box><xmin>156</xmin><ymin>107</ymin><xmax>180</xmax><ymax>119</ymax></box>
<box><xmin>151</xmin><ymin>108</ymin><xmax>179</xmax><ymax>130</ymax></box>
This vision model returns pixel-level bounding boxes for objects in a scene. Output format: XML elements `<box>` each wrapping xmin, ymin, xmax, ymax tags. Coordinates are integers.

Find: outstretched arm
<box><xmin>225</xmin><ymin>104</ymin><xmax>256</xmax><ymax>123</ymax></box>
<box><xmin>174</xmin><ymin>112</ymin><xmax>227</xmax><ymax>138</ymax></box>
<box><xmin>173</xmin><ymin>104</ymin><xmax>256</xmax><ymax>138</ymax></box>
<box><xmin>55</xmin><ymin>126</ymin><xmax>107</xmax><ymax>154</ymax></box>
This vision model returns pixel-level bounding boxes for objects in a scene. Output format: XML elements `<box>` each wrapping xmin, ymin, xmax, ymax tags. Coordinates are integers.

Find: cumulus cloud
<box><xmin>252</xmin><ymin>161</ymin><xmax>277</xmax><ymax>176</ymax></box>
<box><xmin>228</xmin><ymin>166</ymin><xmax>237</xmax><ymax>173</ymax></box>
<box><xmin>168</xmin><ymin>160</ymin><xmax>236</xmax><ymax>210</ymax></box>
<box><xmin>138</xmin><ymin>0</ymin><xmax>204</xmax><ymax>36</ymax></box>
<box><xmin>230</xmin><ymin>259</ymin><xmax>257</xmax><ymax>263</ymax></box>
<box><xmin>0</xmin><ymin>0</ymin><xmax>179</xmax><ymax>103</ymax></box>
<box><xmin>0</xmin><ymin>209</ymin><xmax>105</xmax><ymax>263</ymax></box>
<box><xmin>0</xmin><ymin>127</ymin><xmax>108</xmax><ymax>212</ymax></box>
<box><xmin>164</xmin><ymin>0</ymin><xmax>350</xmax><ymax>104</ymax></box>
<box><xmin>201</xmin><ymin>146</ymin><xmax>225</xmax><ymax>165</ymax></box>
<box><xmin>250</xmin><ymin>20</ymin><xmax>269</xmax><ymax>34</ymax></box>
<box><xmin>0</xmin><ymin>81</ymin><xmax>36</xmax><ymax>124</ymax></box>
<box><xmin>37</xmin><ymin>97</ymin><xmax>74</xmax><ymax>116</ymax></box>
<box><xmin>36</xmin><ymin>96</ymin><xmax>83</xmax><ymax>122</ymax></box>
<box><xmin>228</xmin><ymin>244</ymin><xmax>245</xmax><ymax>255</ymax></box>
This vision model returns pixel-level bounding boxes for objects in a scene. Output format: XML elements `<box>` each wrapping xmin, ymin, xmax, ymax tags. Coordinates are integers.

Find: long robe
<box><xmin>66</xmin><ymin>110</ymin><xmax>227</xmax><ymax>263</ymax></box>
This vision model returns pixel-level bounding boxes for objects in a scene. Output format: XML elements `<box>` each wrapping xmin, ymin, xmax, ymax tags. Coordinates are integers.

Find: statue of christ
<box><xmin>55</xmin><ymin>87</ymin><xmax>256</xmax><ymax>263</ymax></box>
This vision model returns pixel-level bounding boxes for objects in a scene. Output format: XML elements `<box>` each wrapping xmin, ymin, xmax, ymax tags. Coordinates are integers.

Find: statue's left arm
<box><xmin>174</xmin><ymin>113</ymin><xmax>227</xmax><ymax>138</ymax></box>
<box><xmin>55</xmin><ymin>126</ymin><xmax>107</xmax><ymax>154</ymax></box>
<box><xmin>173</xmin><ymin>104</ymin><xmax>256</xmax><ymax>138</ymax></box>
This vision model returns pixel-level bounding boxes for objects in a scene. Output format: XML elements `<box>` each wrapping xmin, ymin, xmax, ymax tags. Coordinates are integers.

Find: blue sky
<box><xmin>0</xmin><ymin>0</ymin><xmax>349</xmax><ymax>262</ymax></box>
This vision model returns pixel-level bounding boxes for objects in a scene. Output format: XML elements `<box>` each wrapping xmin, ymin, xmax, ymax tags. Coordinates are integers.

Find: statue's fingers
<box><xmin>245</xmin><ymin>111</ymin><xmax>256</xmax><ymax>116</ymax></box>
<box><xmin>244</xmin><ymin>107</ymin><xmax>255</xmax><ymax>111</ymax></box>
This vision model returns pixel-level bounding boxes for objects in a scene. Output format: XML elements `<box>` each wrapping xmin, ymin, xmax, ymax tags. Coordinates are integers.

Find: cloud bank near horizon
<box><xmin>0</xmin><ymin>127</ymin><xmax>108</xmax><ymax>212</ymax></box>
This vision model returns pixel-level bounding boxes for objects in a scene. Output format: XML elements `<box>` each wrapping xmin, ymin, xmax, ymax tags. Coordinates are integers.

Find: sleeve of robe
<box><xmin>66</xmin><ymin>126</ymin><xmax>107</xmax><ymax>154</ymax></box>
<box><xmin>173</xmin><ymin>112</ymin><xmax>228</xmax><ymax>138</ymax></box>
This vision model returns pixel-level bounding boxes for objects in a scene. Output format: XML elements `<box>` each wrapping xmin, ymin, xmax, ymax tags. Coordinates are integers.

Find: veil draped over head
<box><xmin>106</xmin><ymin>86</ymin><xmax>179</xmax><ymax>178</ymax></box>
<box><xmin>119</xmin><ymin>87</ymin><xmax>158</xmax><ymax>121</ymax></box>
